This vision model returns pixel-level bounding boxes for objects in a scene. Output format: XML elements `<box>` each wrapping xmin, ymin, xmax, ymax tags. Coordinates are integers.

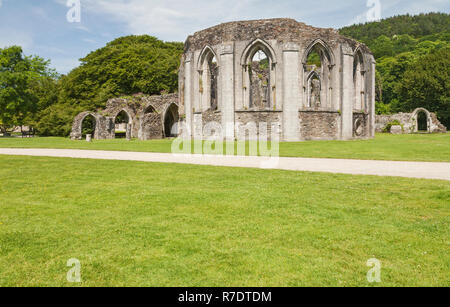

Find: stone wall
<box><xmin>139</xmin><ymin>114</ymin><xmax>164</xmax><ymax>140</ymax></box>
<box><xmin>71</xmin><ymin>18</ymin><xmax>378</xmax><ymax>143</ymax></box>
<box><xmin>70</xmin><ymin>112</ymin><xmax>113</xmax><ymax>140</ymax></box>
<box><xmin>180</xmin><ymin>18</ymin><xmax>376</xmax><ymax>141</ymax></box>
<box><xmin>235</xmin><ymin>111</ymin><xmax>282</xmax><ymax>140</ymax></box>
<box><xmin>71</xmin><ymin>94</ymin><xmax>179</xmax><ymax>141</ymax></box>
<box><xmin>375</xmin><ymin>108</ymin><xmax>447</xmax><ymax>134</ymax></box>
<box><xmin>299</xmin><ymin>111</ymin><xmax>340</xmax><ymax>140</ymax></box>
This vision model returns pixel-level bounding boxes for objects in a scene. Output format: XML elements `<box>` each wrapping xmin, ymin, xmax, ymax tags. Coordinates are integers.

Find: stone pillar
<box><xmin>369</xmin><ymin>57</ymin><xmax>376</xmax><ymax>138</ymax></box>
<box><xmin>126</xmin><ymin>124</ymin><xmax>132</xmax><ymax>140</ymax></box>
<box><xmin>282</xmin><ymin>43</ymin><xmax>301</xmax><ymax>141</ymax></box>
<box><xmin>341</xmin><ymin>50</ymin><xmax>354</xmax><ymax>140</ymax></box>
<box><xmin>184</xmin><ymin>53</ymin><xmax>193</xmax><ymax>138</ymax></box>
<box><xmin>220</xmin><ymin>43</ymin><xmax>235</xmax><ymax>141</ymax></box>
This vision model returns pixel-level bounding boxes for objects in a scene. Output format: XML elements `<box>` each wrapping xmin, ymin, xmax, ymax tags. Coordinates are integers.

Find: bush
<box><xmin>383</xmin><ymin>120</ymin><xmax>401</xmax><ymax>133</ymax></box>
<box><xmin>35</xmin><ymin>104</ymin><xmax>80</xmax><ymax>137</ymax></box>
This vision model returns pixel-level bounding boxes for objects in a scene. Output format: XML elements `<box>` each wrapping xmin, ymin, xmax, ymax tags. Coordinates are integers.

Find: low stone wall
<box><xmin>235</xmin><ymin>111</ymin><xmax>282</xmax><ymax>140</ymax></box>
<box><xmin>376</xmin><ymin>108</ymin><xmax>447</xmax><ymax>134</ymax></box>
<box><xmin>299</xmin><ymin>110</ymin><xmax>340</xmax><ymax>140</ymax></box>
<box><xmin>376</xmin><ymin>113</ymin><xmax>412</xmax><ymax>133</ymax></box>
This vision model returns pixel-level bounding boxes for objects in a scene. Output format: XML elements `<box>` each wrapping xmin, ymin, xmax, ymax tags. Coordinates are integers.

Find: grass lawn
<box><xmin>0</xmin><ymin>133</ymin><xmax>449</xmax><ymax>162</ymax></box>
<box><xmin>0</xmin><ymin>155</ymin><xmax>448</xmax><ymax>286</ymax></box>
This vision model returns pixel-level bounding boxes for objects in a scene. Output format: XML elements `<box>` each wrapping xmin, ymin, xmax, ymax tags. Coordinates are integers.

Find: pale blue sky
<box><xmin>0</xmin><ymin>0</ymin><xmax>448</xmax><ymax>74</ymax></box>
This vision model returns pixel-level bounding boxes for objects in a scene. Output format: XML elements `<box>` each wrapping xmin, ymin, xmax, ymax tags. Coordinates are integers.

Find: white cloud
<box><xmin>52</xmin><ymin>0</ymin><xmax>450</xmax><ymax>41</ymax></box>
<box><xmin>62</xmin><ymin>0</ymin><xmax>282</xmax><ymax>41</ymax></box>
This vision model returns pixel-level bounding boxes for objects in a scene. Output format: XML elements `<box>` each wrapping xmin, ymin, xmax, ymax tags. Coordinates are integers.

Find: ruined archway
<box><xmin>81</xmin><ymin>114</ymin><xmax>97</xmax><ymax>139</ymax></box>
<box><xmin>411</xmin><ymin>108</ymin><xmax>432</xmax><ymax>133</ymax></box>
<box><xmin>241</xmin><ymin>39</ymin><xmax>277</xmax><ymax>110</ymax></box>
<box><xmin>302</xmin><ymin>39</ymin><xmax>334</xmax><ymax>109</ymax></box>
<box><xmin>198</xmin><ymin>46</ymin><xmax>219</xmax><ymax>111</ymax></box>
<box><xmin>114</xmin><ymin>110</ymin><xmax>132</xmax><ymax>139</ymax></box>
<box><xmin>70</xmin><ymin>112</ymin><xmax>100</xmax><ymax>140</ymax></box>
<box><xmin>417</xmin><ymin>112</ymin><xmax>428</xmax><ymax>132</ymax></box>
<box><xmin>353</xmin><ymin>49</ymin><xmax>366</xmax><ymax>111</ymax></box>
<box><xmin>164</xmin><ymin>103</ymin><xmax>179</xmax><ymax>138</ymax></box>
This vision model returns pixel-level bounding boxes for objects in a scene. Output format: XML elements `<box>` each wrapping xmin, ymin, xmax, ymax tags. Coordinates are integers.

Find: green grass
<box><xmin>0</xmin><ymin>133</ymin><xmax>449</xmax><ymax>162</ymax></box>
<box><xmin>0</xmin><ymin>155</ymin><xmax>448</xmax><ymax>287</ymax></box>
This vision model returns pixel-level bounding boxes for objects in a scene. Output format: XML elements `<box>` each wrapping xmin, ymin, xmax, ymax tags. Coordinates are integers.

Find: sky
<box><xmin>0</xmin><ymin>0</ymin><xmax>448</xmax><ymax>74</ymax></box>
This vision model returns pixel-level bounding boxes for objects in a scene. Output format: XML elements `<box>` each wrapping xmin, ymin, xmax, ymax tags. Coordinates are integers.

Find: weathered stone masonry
<box><xmin>179</xmin><ymin>18</ymin><xmax>377</xmax><ymax>141</ymax></box>
<box><xmin>72</xmin><ymin>18</ymin><xmax>379</xmax><ymax>141</ymax></box>
<box><xmin>376</xmin><ymin>108</ymin><xmax>447</xmax><ymax>134</ymax></box>
<box><xmin>70</xmin><ymin>94</ymin><xmax>179</xmax><ymax>140</ymax></box>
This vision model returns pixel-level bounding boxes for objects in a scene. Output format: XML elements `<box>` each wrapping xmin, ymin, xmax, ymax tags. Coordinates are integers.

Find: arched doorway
<box><xmin>164</xmin><ymin>104</ymin><xmax>179</xmax><ymax>138</ymax></box>
<box><xmin>412</xmin><ymin>108</ymin><xmax>431</xmax><ymax>133</ymax></box>
<box><xmin>417</xmin><ymin>111</ymin><xmax>428</xmax><ymax>132</ymax></box>
<box><xmin>114</xmin><ymin>110</ymin><xmax>131</xmax><ymax>139</ymax></box>
<box><xmin>81</xmin><ymin>114</ymin><xmax>96</xmax><ymax>139</ymax></box>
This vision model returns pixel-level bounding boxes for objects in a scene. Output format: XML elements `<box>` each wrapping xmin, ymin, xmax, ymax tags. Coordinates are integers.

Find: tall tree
<box><xmin>396</xmin><ymin>48</ymin><xmax>450</xmax><ymax>127</ymax></box>
<box><xmin>43</xmin><ymin>35</ymin><xmax>183</xmax><ymax>136</ymax></box>
<box><xmin>58</xmin><ymin>35</ymin><xmax>183</xmax><ymax>111</ymax></box>
<box><xmin>0</xmin><ymin>46</ymin><xmax>56</xmax><ymax>134</ymax></box>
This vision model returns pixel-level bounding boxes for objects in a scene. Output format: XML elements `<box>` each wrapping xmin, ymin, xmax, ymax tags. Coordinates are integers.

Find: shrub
<box><xmin>383</xmin><ymin>120</ymin><xmax>401</xmax><ymax>133</ymax></box>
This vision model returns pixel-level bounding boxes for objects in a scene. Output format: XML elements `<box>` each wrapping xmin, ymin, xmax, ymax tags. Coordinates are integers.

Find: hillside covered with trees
<box><xmin>0</xmin><ymin>13</ymin><xmax>448</xmax><ymax>136</ymax></box>
<box><xmin>340</xmin><ymin>12</ymin><xmax>449</xmax><ymax>126</ymax></box>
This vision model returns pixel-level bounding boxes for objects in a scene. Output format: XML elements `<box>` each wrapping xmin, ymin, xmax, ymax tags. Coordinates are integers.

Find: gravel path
<box><xmin>1</xmin><ymin>148</ymin><xmax>449</xmax><ymax>181</ymax></box>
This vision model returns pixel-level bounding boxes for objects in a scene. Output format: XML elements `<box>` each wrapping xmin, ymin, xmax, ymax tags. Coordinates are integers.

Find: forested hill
<box><xmin>340</xmin><ymin>12</ymin><xmax>449</xmax><ymax>45</ymax></box>
<box><xmin>339</xmin><ymin>13</ymin><xmax>449</xmax><ymax>127</ymax></box>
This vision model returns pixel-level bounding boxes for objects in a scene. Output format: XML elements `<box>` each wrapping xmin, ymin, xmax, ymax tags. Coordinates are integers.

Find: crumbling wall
<box><xmin>181</xmin><ymin>18</ymin><xmax>375</xmax><ymax>141</ymax></box>
<box><xmin>299</xmin><ymin>111</ymin><xmax>340</xmax><ymax>140</ymax></box>
<box><xmin>71</xmin><ymin>94</ymin><xmax>179</xmax><ymax>141</ymax></box>
<box><xmin>376</xmin><ymin>108</ymin><xmax>447</xmax><ymax>134</ymax></box>
<box><xmin>235</xmin><ymin>111</ymin><xmax>282</xmax><ymax>140</ymax></box>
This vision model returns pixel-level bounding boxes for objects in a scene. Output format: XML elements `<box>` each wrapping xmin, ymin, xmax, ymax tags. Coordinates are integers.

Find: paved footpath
<box><xmin>0</xmin><ymin>148</ymin><xmax>449</xmax><ymax>181</ymax></box>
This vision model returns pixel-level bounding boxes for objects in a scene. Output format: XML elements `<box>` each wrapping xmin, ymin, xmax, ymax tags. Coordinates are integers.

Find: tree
<box><xmin>58</xmin><ymin>35</ymin><xmax>183</xmax><ymax>111</ymax></box>
<box><xmin>396</xmin><ymin>48</ymin><xmax>450</xmax><ymax>127</ymax></box>
<box><xmin>43</xmin><ymin>35</ymin><xmax>183</xmax><ymax>136</ymax></box>
<box><xmin>0</xmin><ymin>46</ymin><xmax>56</xmax><ymax>134</ymax></box>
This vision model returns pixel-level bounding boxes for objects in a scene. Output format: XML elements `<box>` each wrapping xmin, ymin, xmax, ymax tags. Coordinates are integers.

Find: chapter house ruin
<box><xmin>72</xmin><ymin>18</ymin><xmax>377</xmax><ymax>141</ymax></box>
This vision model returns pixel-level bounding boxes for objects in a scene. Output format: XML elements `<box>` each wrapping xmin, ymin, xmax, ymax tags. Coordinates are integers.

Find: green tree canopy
<box><xmin>0</xmin><ymin>46</ymin><xmax>56</xmax><ymax>133</ymax></box>
<box><xmin>38</xmin><ymin>35</ymin><xmax>183</xmax><ymax>136</ymax></box>
<box><xmin>58</xmin><ymin>35</ymin><xmax>183</xmax><ymax>111</ymax></box>
<box><xmin>396</xmin><ymin>47</ymin><xmax>450</xmax><ymax>127</ymax></box>
<box><xmin>340</xmin><ymin>12</ymin><xmax>449</xmax><ymax>126</ymax></box>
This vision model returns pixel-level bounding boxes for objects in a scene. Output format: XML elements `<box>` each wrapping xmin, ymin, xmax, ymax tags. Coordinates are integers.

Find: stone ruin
<box><xmin>70</xmin><ymin>94</ymin><xmax>179</xmax><ymax>140</ymax></box>
<box><xmin>376</xmin><ymin>108</ymin><xmax>447</xmax><ymax>134</ymax></box>
<box><xmin>72</xmin><ymin>18</ymin><xmax>379</xmax><ymax>141</ymax></box>
<box><xmin>179</xmin><ymin>18</ymin><xmax>376</xmax><ymax>141</ymax></box>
